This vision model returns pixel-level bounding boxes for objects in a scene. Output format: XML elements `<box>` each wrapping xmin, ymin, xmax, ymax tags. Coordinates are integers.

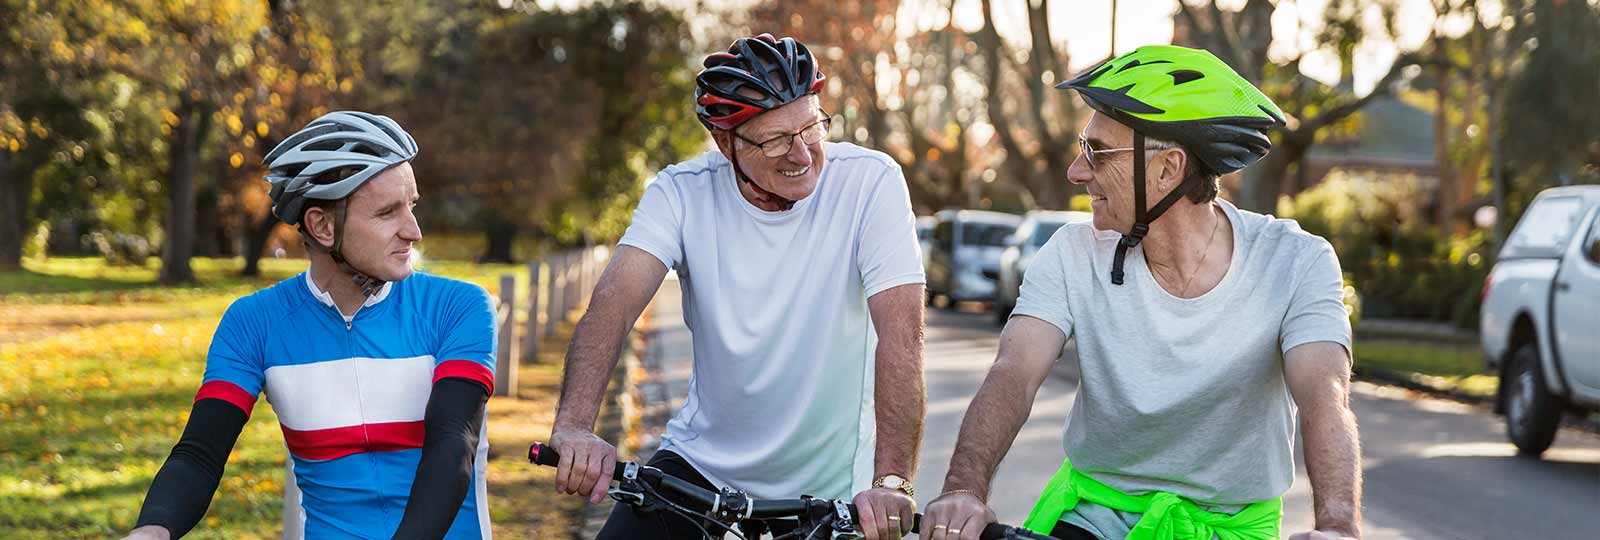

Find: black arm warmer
<box><xmin>391</xmin><ymin>377</ymin><xmax>490</xmax><ymax>540</ymax></box>
<box><xmin>134</xmin><ymin>399</ymin><xmax>249</xmax><ymax>538</ymax></box>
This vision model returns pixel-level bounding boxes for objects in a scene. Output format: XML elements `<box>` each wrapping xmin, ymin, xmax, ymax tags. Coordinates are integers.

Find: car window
<box><xmin>1509</xmin><ymin>196</ymin><xmax>1584</xmax><ymax>250</ymax></box>
<box><xmin>966</xmin><ymin>223</ymin><xmax>1017</xmax><ymax>247</ymax></box>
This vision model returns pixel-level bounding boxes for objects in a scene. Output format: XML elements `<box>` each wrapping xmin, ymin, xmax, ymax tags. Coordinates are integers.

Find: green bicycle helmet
<box><xmin>1057</xmin><ymin>45</ymin><xmax>1285</xmax><ymax>285</ymax></box>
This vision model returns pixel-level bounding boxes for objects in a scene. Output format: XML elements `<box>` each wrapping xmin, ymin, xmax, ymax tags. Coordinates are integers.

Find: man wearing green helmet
<box><xmin>922</xmin><ymin>45</ymin><xmax>1360</xmax><ymax>540</ymax></box>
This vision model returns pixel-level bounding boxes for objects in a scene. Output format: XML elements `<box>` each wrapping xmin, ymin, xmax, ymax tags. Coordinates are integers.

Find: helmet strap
<box><xmin>729</xmin><ymin>150</ymin><xmax>796</xmax><ymax>211</ymax></box>
<box><xmin>1110</xmin><ymin>133</ymin><xmax>1197</xmax><ymax>286</ymax></box>
<box><xmin>319</xmin><ymin>198</ymin><xmax>386</xmax><ymax>297</ymax></box>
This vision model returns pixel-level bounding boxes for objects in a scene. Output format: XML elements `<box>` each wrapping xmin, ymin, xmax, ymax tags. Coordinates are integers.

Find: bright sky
<box><xmin>525</xmin><ymin>0</ymin><xmax>1495</xmax><ymax>94</ymax></box>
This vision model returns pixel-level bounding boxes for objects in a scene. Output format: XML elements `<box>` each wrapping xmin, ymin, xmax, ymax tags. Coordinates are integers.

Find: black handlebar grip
<box><xmin>529</xmin><ymin>441</ymin><xmax>631</xmax><ymax>479</ymax></box>
<box><xmin>528</xmin><ymin>442</ymin><xmax>561</xmax><ymax>467</ymax></box>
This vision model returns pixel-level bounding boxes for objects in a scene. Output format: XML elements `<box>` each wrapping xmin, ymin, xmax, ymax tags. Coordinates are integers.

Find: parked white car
<box><xmin>924</xmin><ymin>210</ymin><xmax>1021</xmax><ymax>307</ymax></box>
<box><xmin>994</xmin><ymin>210</ymin><xmax>1092</xmax><ymax>325</ymax></box>
<box><xmin>1480</xmin><ymin>185</ymin><xmax>1600</xmax><ymax>456</ymax></box>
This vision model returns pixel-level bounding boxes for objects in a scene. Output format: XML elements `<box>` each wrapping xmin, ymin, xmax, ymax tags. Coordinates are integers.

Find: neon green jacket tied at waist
<box><xmin>1023</xmin><ymin>458</ymin><xmax>1282</xmax><ymax>540</ymax></box>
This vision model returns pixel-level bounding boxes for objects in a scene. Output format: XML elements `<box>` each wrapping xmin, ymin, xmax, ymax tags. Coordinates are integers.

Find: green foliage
<box><xmin>1280</xmin><ymin>170</ymin><xmax>1491</xmax><ymax>328</ymax></box>
<box><xmin>390</xmin><ymin>1</ymin><xmax>704</xmax><ymax>247</ymax></box>
<box><xmin>7</xmin><ymin>0</ymin><xmax>703</xmax><ymax>270</ymax></box>
<box><xmin>1497</xmin><ymin>0</ymin><xmax>1600</xmax><ymax>186</ymax></box>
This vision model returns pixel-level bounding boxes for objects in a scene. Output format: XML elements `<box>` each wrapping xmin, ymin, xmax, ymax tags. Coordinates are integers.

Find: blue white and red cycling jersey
<box><xmin>196</xmin><ymin>271</ymin><xmax>496</xmax><ymax>540</ymax></box>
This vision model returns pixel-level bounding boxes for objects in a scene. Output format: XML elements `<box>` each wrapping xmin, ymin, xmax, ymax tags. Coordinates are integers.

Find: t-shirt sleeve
<box><xmin>856</xmin><ymin>166</ymin><xmax>927</xmax><ymax>297</ymax></box>
<box><xmin>195</xmin><ymin>297</ymin><xmax>266</xmax><ymax>417</ymax></box>
<box><xmin>617</xmin><ymin>172</ymin><xmax>685</xmax><ymax>271</ymax></box>
<box><xmin>1280</xmin><ymin>239</ymin><xmax>1353</xmax><ymax>360</ymax></box>
<box><xmin>433</xmin><ymin>282</ymin><xmax>498</xmax><ymax>395</ymax></box>
<box><xmin>1010</xmin><ymin>232</ymin><xmax>1075</xmax><ymax>338</ymax></box>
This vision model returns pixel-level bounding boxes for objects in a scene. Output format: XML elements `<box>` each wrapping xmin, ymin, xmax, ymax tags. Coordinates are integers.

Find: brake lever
<box><xmin>606</xmin><ymin>461</ymin><xmax>648</xmax><ymax>506</ymax></box>
<box><xmin>607</xmin><ymin>485</ymin><xmax>645</xmax><ymax>506</ymax></box>
<box><xmin>829</xmin><ymin>500</ymin><xmax>864</xmax><ymax>540</ymax></box>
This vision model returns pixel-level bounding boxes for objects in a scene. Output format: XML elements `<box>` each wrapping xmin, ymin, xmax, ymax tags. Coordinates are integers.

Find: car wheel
<box><xmin>1504</xmin><ymin>342</ymin><xmax>1562</xmax><ymax>457</ymax></box>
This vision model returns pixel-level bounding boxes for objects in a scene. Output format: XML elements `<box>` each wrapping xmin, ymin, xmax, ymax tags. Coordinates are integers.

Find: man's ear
<box><xmin>710</xmin><ymin>129</ymin><xmax>736</xmax><ymax>161</ymax></box>
<box><xmin>1156</xmin><ymin>148</ymin><xmax>1189</xmax><ymax>193</ymax></box>
<box><xmin>302</xmin><ymin>205</ymin><xmax>337</xmax><ymax>250</ymax></box>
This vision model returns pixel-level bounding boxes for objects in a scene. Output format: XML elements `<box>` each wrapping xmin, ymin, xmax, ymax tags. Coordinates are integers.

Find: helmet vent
<box><xmin>310</xmin><ymin>166</ymin><xmax>360</xmax><ymax>185</ymax></box>
<box><xmin>305</xmin><ymin>140</ymin><xmax>344</xmax><ymax>152</ymax></box>
<box><xmin>1258</xmin><ymin>104</ymin><xmax>1286</xmax><ymax>123</ymax></box>
<box><xmin>1169</xmin><ymin>69</ymin><xmax>1205</xmax><ymax>85</ymax></box>
<box><xmin>1115</xmin><ymin>58</ymin><xmax>1172</xmax><ymax>74</ymax></box>
<box><xmin>346</xmin><ymin>143</ymin><xmax>381</xmax><ymax>157</ymax></box>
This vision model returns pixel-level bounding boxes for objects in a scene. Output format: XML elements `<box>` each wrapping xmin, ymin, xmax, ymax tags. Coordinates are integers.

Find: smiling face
<box><xmin>711</xmin><ymin>95</ymin><xmax>827</xmax><ymax>207</ymax></box>
<box><xmin>303</xmin><ymin>162</ymin><xmax>423</xmax><ymax>281</ymax></box>
<box><xmin>1066</xmin><ymin>112</ymin><xmax>1187</xmax><ymax>233</ymax></box>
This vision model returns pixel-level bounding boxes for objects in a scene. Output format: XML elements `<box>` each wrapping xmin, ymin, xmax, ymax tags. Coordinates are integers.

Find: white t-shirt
<box><xmin>618</xmin><ymin>142</ymin><xmax>925</xmax><ymax>499</ymax></box>
<box><xmin>1011</xmin><ymin>199</ymin><xmax>1352</xmax><ymax>538</ymax></box>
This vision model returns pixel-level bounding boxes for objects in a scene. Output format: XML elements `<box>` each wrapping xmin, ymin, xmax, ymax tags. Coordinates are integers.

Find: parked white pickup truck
<box><xmin>1480</xmin><ymin>185</ymin><xmax>1600</xmax><ymax>456</ymax></box>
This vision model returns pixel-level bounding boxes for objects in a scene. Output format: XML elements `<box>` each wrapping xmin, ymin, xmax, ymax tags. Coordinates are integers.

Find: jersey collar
<box><xmin>305</xmin><ymin>271</ymin><xmax>393</xmax><ymax>309</ymax></box>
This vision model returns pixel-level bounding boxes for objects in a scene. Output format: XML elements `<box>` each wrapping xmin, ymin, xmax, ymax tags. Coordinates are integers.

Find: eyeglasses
<box><xmin>734</xmin><ymin>114</ymin><xmax>833</xmax><ymax>158</ymax></box>
<box><xmin>1077</xmin><ymin>133</ymin><xmax>1176</xmax><ymax>170</ymax></box>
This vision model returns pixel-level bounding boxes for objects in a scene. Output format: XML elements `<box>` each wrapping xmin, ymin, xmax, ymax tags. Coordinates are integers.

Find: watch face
<box><xmin>881</xmin><ymin>475</ymin><xmax>905</xmax><ymax>489</ymax></box>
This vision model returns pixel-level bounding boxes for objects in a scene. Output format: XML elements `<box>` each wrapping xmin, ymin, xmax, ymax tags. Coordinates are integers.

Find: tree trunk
<box><xmin>195</xmin><ymin>184</ymin><xmax>222</xmax><ymax>258</ymax></box>
<box><xmin>1239</xmin><ymin>135</ymin><xmax>1309</xmax><ymax>213</ymax></box>
<box><xmin>241</xmin><ymin>214</ymin><xmax>280</xmax><ymax>277</ymax></box>
<box><xmin>482</xmin><ymin>222</ymin><xmax>517</xmax><ymax>263</ymax></box>
<box><xmin>978</xmin><ymin>0</ymin><xmax>1047</xmax><ymax>206</ymax></box>
<box><xmin>160</xmin><ymin>95</ymin><xmax>211</xmax><ymax>284</ymax></box>
<box><xmin>0</xmin><ymin>148</ymin><xmax>28</xmax><ymax>270</ymax></box>
<box><xmin>1432</xmin><ymin>34</ymin><xmax>1457</xmax><ymax>230</ymax></box>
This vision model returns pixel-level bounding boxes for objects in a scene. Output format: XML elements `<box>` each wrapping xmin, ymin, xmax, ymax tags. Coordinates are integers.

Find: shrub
<box><xmin>1279</xmin><ymin>170</ymin><xmax>1490</xmax><ymax>328</ymax></box>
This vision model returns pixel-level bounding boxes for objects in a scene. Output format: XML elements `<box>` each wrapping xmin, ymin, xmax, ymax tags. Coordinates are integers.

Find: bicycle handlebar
<box><xmin>529</xmin><ymin>442</ymin><xmax>1054</xmax><ymax>540</ymax></box>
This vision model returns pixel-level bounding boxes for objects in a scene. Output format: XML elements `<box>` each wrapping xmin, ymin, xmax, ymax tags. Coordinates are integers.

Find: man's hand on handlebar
<box><xmin>923</xmin><ymin>490</ymin><xmax>998</xmax><ymax>540</ymax></box>
<box><xmin>853</xmin><ymin>487</ymin><xmax>916</xmax><ymax>539</ymax></box>
<box><xmin>549</xmin><ymin>426</ymin><xmax>617</xmax><ymax>504</ymax></box>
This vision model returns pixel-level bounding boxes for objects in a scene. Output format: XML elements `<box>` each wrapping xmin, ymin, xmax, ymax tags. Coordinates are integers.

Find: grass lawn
<box><xmin>1353</xmin><ymin>339</ymin><xmax>1498</xmax><ymax>399</ymax></box>
<box><xmin>1</xmin><ymin>257</ymin><xmax>582</xmax><ymax>539</ymax></box>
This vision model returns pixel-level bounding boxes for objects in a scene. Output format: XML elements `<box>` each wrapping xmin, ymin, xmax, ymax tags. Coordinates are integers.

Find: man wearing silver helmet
<box><xmin>118</xmin><ymin>111</ymin><xmax>499</xmax><ymax>540</ymax></box>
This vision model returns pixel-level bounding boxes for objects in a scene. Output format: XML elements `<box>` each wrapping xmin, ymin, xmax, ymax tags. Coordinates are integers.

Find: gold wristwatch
<box><xmin>873</xmin><ymin>474</ymin><xmax>914</xmax><ymax>497</ymax></box>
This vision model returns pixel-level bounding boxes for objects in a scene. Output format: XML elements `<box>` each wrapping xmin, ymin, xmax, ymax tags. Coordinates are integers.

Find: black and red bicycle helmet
<box><xmin>695</xmin><ymin>33</ymin><xmax>827</xmax><ymax>131</ymax></box>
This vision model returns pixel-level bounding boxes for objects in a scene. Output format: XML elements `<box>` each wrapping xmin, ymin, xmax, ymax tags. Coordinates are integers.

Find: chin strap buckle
<box><xmin>1129</xmin><ymin>221</ymin><xmax>1150</xmax><ymax>239</ymax></box>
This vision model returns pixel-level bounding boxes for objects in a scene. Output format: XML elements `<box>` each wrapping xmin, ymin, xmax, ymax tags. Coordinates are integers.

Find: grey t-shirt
<box><xmin>1011</xmin><ymin>199</ymin><xmax>1351</xmax><ymax>539</ymax></box>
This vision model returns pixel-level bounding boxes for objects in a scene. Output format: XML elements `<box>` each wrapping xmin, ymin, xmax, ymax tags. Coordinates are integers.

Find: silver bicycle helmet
<box><xmin>262</xmin><ymin>111</ymin><xmax>419</xmax><ymax>296</ymax></box>
<box><xmin>264</xmin><ymin>111</ymin><xmax>419</xmax><ymax>225</ymax></box>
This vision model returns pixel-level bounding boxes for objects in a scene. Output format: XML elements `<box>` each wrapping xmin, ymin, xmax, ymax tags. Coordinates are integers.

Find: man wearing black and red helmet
<box><xmin>548</xmin><ymin>34</ymin><xmax>929</xmax><ymax>540</ymax></box>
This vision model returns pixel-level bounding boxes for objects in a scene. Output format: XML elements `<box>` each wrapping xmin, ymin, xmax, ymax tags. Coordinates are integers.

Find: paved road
<box><xmin>636</xmin><ymin>283</ymin><xmax>1600</xmax><ymax>539</ymax></box>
